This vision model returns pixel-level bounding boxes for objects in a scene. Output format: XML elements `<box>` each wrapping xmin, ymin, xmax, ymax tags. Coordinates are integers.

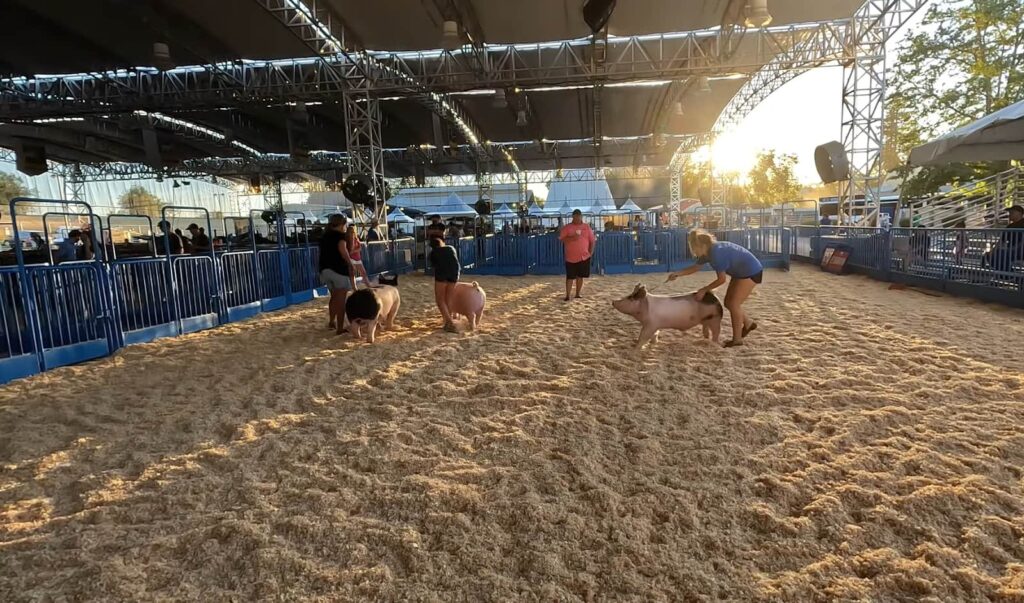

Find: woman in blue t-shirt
<box><xmin>667</xmin><ymin>229</ymin><xmax>762</xmax><ymax>347</ymax></box>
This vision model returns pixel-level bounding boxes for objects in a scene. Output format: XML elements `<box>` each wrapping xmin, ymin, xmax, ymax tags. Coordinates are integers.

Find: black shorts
<box><xmin>565</xmin><ymin>259</ymin><xmax>591</xmax><ymax>280</ymax></box>
<box><xmin>742</xmin><ymin>272</ymin><xmax>763</xmax><ymax>284</ymax></box>
<box><xmin>434</xmin><ymin>274</ymin><xmax>459</xmax><ymax>284</ymax></box>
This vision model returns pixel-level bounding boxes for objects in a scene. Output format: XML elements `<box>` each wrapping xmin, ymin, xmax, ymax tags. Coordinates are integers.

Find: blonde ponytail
<box><xmin>687</xmin><ymin>229</ymin><xmax>716</xmax><ymax>257</ymax></box>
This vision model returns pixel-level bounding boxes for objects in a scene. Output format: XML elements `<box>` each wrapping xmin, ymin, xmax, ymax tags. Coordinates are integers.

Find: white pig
<box><xmin>345</xmin><ymin>285</ymin><xmax>401</xmax><ymax>343</ymax></box>
<box><xmin>448</xmin><ymin>281</ymin><xmax>486</xmax><ymax>330</ymax></box>
<box><xmin>611</xmin><ymin>283</ymin><xmax>723</xmax><ymax>348</ymax></box>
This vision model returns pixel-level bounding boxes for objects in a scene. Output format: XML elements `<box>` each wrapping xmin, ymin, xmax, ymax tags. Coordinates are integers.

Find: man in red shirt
<box><xmin>559</xmin><ymin>209</ymin><xmax>597</xmax><ymax>301</ymax></box>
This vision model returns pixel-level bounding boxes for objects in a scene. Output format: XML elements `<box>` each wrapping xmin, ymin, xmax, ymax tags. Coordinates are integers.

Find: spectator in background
<box><xmin>154</xmin><ymin>221</ymin><xmax>184</xmax><ymax>255</ymax></box>
<box><xmin>365</xmin><ymin>219</ymin><xmax>382</xmax><ymax>242</ymax></box>
<box><xmin>175</xmin><ymin>228</ymin><xmax>193</xmax><ymax>254</ymax></box>
<box><xmin>984</xmin><ymin>205</ymin><xmax>1024</xmax><ymax>270</ymax></box>
<box><xmin>953</xmin><ymin>219</ymin><xmax>968</xmax><ymax>264</ymax></box>
<box><xmin>518</xmin><ymin>219</ymin><xmax>531</xmax><ymax>234</ymax></box>
<box><xmin>78</xmin><ymin>226</ymin><xmax>95</xmax><ymax>261</ymax></box>
<box><xmin>29</xmin><ymin>232</ymin><xmax>45</xmax><ymax>250</ymax></box>
<box><xmin>54</xmin><ymin>230</ymin><xmax>80</xmax><ymax>264</ymax></box>
<box><xmin>388</xmin><ymin>225</ymin><xmax>397</xmax><ymax>239</ymax></box>
<box><xmin>187</xmin><ymin>223</ymin><xmax>211</xmax><ymax>253</ymax></box>
<box><xmin>426</xmin><ymin>215</ymin><xmax>446</xmax><ymax>240</ymax></box>
<box><xmin>502</xmin><ymin>221</ymin><xmax>514</xmax><ymax>236</ymax></box>
<box><xmin>445</xmin><ymin>220</ymin><xmax>462</xmax><ymax>239</ymax></box>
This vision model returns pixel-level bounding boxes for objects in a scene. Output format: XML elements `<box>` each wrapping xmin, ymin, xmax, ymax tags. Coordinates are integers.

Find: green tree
<box><xmin>118</xmin><ymin>186</ymin><xmax>165</xmax><ymax>218</ymax></box>
<box><xmin>884</xmin><ymin>0</ymin><xmax>1024</xmax><ymax>196</ymax></box>
<box><xmin>746</xmin><ymin>150</ymin><xmax>801</xmax><ymax>207</ymax></box>
<box><xmin>0</xmin><ymin>172</ymin><xmax>41</xmax><ymax>215</ymax></box>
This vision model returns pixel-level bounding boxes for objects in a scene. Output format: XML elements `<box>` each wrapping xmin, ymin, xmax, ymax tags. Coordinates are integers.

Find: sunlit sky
<box><xmin>708</xmin><ymin>4</ymin><xmax>930</xmax><ymax>185</ymax></box>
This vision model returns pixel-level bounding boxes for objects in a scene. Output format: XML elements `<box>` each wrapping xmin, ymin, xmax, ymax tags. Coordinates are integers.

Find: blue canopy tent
<box><xmin>526</xmin><ymin>203</ymin><xmax>546</xmax><ymax>217</ymax></box>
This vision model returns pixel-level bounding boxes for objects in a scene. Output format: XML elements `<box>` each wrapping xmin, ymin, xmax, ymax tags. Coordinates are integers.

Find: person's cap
<box><xmin>327</xmin><ymin>214</ymin><xmax>347</xmax><ymax>227</ymax></box>
<box><xmin>1009</xmin><ymin>205</ymin><xmax>1024</xmax><ymax>214</ymax></box>
<box><xmin>186</xmin><ymin>223</ymin><xmax>200</xmax><ymax>230</ymax></box>
<box><xmin>572</xmin><ymin>209</ymin><xmax>582</xmax><ymax>216</ymax></box>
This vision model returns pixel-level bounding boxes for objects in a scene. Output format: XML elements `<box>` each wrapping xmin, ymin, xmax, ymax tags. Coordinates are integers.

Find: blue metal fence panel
<box><xmin>111</xmin><ymin>258</ymin><xmax>177</xmax><ymax>345</ymax></box>
<box><xmin>596</xmin><ymin>231</ymin><xmax>634</xmax><ymax>274</ymax></box>
<box><xmin>172</xmin><ymin>256</ymin><xmax>220</xmax><ymax>333</ymax></box>
<box><xmin>362</xmin><ymin>241</ymin><xmax>390</xmax><ymax>277</ymax></box>
<box><xmin>0</xmin><ymin>267</ymin><xmax>39</xmax><ymax>383</ymax></box>
<box><xmin>287</xmin><ymin>247</ymin><xmax>315</xmax><ymax>302</ymax></box>
<box><xmin>463</xmin><ymin>235</ymin><xmax>528</xmax><ymax>275</ymax></box>
<box><xmin>219</xmin><ymin>251</ymin><xmax>261</xmax><ymax>323</ymax></box>
<box><xmin>257</xmin><ymin>249</ymin><xmax>288</xmax><ymax>311</ymax></box>
<box><xmin>529</xmin><ymin>234</ymin><xmax>565</xmax><ymax>275</ymax></box>
<box><xmin>392</xmin><ymin>238</ymin><xmax>415</xmax><ymax>274</ymax></box>
<box><xmin>29</xmin><ymin>264</ymin><xmax>112</xmax><ymax>370</ymax></box>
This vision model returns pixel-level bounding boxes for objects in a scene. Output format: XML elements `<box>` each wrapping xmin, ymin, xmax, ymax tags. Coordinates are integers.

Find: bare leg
<box><xmin>355</xmin><ymin>264</ymin><xmax>371</xmax><ymax>288</ymax></box>
<box><xmin>724</xmin><ymin>278</ymin><xmax>756</xmax><ymax>345</ymax></box>
<box><xmin>574</xmin><ymin>277</ymin><xmax>585</xmax><ymax>298</ymax></box>
<box><xmin>330</xmin><ymin>288</ymin><xmax>349</xmax><ymax>334</ymax></box>
<box><xmin>434</xmin><ymin>281</ymin><xmax>455</xmax><ymax>328</ymax></box>
<box><xmin>564</xmin><ymin>278</ymin><xmax>572</xmax><ymax>301</ymax></box>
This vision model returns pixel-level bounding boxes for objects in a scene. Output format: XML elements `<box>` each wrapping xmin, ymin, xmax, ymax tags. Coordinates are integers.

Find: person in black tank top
<box><xmin>318</xmin><ymin>214</ymin><xmax>355</xmax><ymax>333</ymax></box>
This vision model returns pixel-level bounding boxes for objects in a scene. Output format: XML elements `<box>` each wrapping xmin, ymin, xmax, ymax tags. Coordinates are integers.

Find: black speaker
<box><xmin>342</xmin><ymin>174</ymin><xmax>375</xmax><ymax>205</ymax></box>
<box><xmin>814</xmin><ymin>141</ymin><xmax>849</xmax><ymax>184</ymax></box>
<box><xmin>475</xmin><ymin>198</ymin><xmax>492</xmax><ymax>215</ymax></box>
<box><xmin>287</xmin><ymin>115</ymin><xmax>310</xmax><ymax>160</ymax></box>
<box><xmin>14</xmin><ymin>140</ymin><xmax>47</xmax><ymax>176</ymax></box>
<box><xmin>142</xmin><ymin>128</ymin><xmax>163</xmax><ymax>170</ymax></box>
<box><xmin>583</xmin><ymin>0</ymin><xmax>617</xmax><ymax>33</ymax></box>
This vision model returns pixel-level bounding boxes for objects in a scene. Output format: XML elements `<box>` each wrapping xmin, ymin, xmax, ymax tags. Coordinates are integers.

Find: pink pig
<box><xmin>448</xmin><ymin>281</ymin><xmax>486</xmax><ymax>330</ymax></box>
<box><xmin>612</xmin><ymin>283</ymin><xmax>723</xmax><ymax>348</ymax></box>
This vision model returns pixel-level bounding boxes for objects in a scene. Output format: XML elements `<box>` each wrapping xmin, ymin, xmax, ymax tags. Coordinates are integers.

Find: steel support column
<box><xmin>840</xmin><ymin>8</ymin><xmax>892</xmax><ymax>226</ymax></box>
<box><xmin>343</xmin><ymin>90</ymin><xmax>386</xmax><ymax>223</ymax></box>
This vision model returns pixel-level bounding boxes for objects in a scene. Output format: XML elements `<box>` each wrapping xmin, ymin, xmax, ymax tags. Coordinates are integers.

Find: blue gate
<box><xmin>110</xmin><ymin>257</ymin><xmax>176</xmax><ymax>345</ymax></box>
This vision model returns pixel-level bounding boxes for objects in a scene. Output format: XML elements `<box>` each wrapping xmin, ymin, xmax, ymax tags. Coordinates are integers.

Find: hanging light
<box><xmin>441</xmin><ymin>20</ymin><xmax>460</xmax><ymax>50</ymax></box>
<box><xmin>153</xmin><ymin>42</ymin><xmax>174</xmax><ymax>71</ymax></box>
<box><xmin>744</xmin><ymin>0</ymin><xmax>772</xmax><ymax>27</ymax></box>
<box><xmin>182</xmin><ymin>180</ymin><xmax>191</xmax><ymax>186</ymax></box>
<box><xmin>516</xmin><ymin>109</ymin><xmax>528</xmax><ymax>127</ymax></box>
<box><xmin>172</xmin><ymin>180</ymin><xmax>181</xmax><ymax>189</ymax></box>
<box><xmin>492</xmin><ymin>88</ymin><xmax>507</xmax><ymax>109</ymax></box>
<box><xmin>674</xmin><ymin>101</ymin><xmax>684</xmax><ymax>117</ymax></box>
<box><xmin>698</xmin><ymin>76</ymin><xmax>712</xmax><ymax>93</ymax></box>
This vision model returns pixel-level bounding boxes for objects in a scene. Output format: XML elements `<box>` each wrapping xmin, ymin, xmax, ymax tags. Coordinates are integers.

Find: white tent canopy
<box><xmin>417</xmin><ymin>192</ymin><xmax>479</xmax><ymax>217</ymax></box>
<box><xmin>909</xmin><ymin>99</ymin><xmax>1024</xmax><ymax>166</ymax></box>
<box><xmin>618</xmin><ymin>197</ymin><xmax>644</xmax><ymax>214</ymax></box>
<box><xmin>492</xmin><ymin>203</ymin><xmax>518</xmax><ymax>218</ymax></box>
<box><xmin>527</xmin><ymin>203</ymin><xmax>546</xmax><ymax>217</ymax></box>
<box><xmin>386</xmin><ymin>207</ymin><xmax>414</xmax><ymax>223</ymax></box>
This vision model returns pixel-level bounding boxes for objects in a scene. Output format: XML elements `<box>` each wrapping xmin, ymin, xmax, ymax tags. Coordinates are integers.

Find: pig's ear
<box><xmin>635</xmin><ymin>284</ymin><xmax>647</xmax><ymax>298</ymax></box>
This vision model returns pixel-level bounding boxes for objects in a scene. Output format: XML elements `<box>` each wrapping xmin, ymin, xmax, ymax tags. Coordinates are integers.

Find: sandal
<box><xmin>724</xmin><ymin>339</ymin><xmax>744</xmax><ymax>348</ymax></box>
<box><xmin>742</xmin><ymin>322</ymin><xmax>758</xmax><ymax>338</ymax></box>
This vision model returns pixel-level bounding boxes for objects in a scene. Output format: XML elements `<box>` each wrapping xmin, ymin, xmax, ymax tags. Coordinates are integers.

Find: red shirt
<box><xmin>559</xmin><ymin>222</ymin><xmax>596</xmax><ymax>263</ymax></box>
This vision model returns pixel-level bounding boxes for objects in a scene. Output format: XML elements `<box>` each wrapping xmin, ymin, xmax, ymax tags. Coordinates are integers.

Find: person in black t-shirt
<box><xmin>984</xmin><ymin>205</ymin><xmax>1024</xmax><ymax>271</ymax></box>
<box><xmin>187</xmin><ymin>223</ymin><xmax>211</xmax><ymax>254</ymax></box>
<box><xmin>425</xmin><ymin>215</ymin><xmax>446</xmax><ymax>241</ymax></box>
<box><xmin>318</xmin><ymin>214</ymin><xmax>356</xmax><ymax>333</ymax></box>
<box><xmin>428</xmin><ymin>237</ymin><xmax>460</xmax><ymax>333</ymax></box>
